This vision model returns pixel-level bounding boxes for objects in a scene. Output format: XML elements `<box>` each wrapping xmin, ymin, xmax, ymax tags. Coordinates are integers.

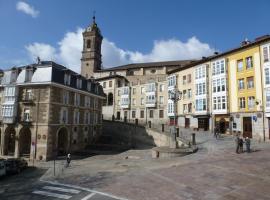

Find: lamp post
<box><xmin>168</xmin><ymin>88</ymin><xmax>182</xmax><ymax>148</ymax></box>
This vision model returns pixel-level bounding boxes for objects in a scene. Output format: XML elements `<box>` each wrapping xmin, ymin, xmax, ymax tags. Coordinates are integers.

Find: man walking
<box><xmin>66</xmin><ymin>153</ymin><xmax>71</xmax><ymax>167</ymax></box>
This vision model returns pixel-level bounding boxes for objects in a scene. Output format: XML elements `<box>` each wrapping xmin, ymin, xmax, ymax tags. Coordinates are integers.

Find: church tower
<box><xmin>81</xmin><ymin>15</ymin><xmax>103</xmax><ymax>78</ymax></box>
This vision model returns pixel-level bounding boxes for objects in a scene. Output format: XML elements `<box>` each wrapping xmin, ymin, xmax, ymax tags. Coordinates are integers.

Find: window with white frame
<box><xmin>196</xmin><ymin>83</ymin><xmax>206</xmax><ymax>95</ymax></box>
<box><xmin>159</xmin><ymin>84</ymin><xmax>164</xmax><ymax>92</ymax></box>
<box><xmin>141</xmin><ymin>87</ymin><xmax>145</xmax><ymax>94</ymax></box>
<box><xmin>248</xmin><ymin>96</ymin><xmax>255</xmax><ymax>109</ymax></box>
<box><xmin>183</xmin><ymin>104</ymin><xmax>188</xmax><ymax>113</ymax></box>
<box><xmin>4</xmin><ymin>87</ymin><xmax>16</xmax><ymax>102</ymax></box>
<box><xmin>187</xmin><ymin>89</ymin><xmax>192</xmax><ymax>98</ymax></box>
<box><xmin>103</xmin><ymin>82</ymin><xmax>106</xmax><ymax>88</ymax></box>
<box><xmin>121</xmin><ymin>97</ymin><xmax>129</xmax><ymax>105</ymax></box>
<box><xmin>213</xmin><ymin>78</ymin><xmax>226</xmax><ymax>93</ymax></box>
<box><xmin>195</xmin><ymin>65</ymin><xmax>206</xmax><ymax>79</ymax></box>
<box><xmin>263</xmin><ymin>46</ymin><xmax>270</xmax><ymax>62</ymax></box>
<box><xmin>121</xmin><ymin>87</ymin><xmax>129</xmax><ymax>95</ymax></box>
<box><xmin>195</xmin><ymin>98</ymin><xmax>206</xmax><ymax>111</ymax></box>
<box><xmin>168</xmin><ymin>102</ymin><xmax>174</xmax><ymax>113</ymax></box>
<box><xmin>183</xmin><ymin>90</ymin><xmax>187</xmax><ymax>99</ymax></box>
<box><xmin>141</xmin><ymin>97</ymin><xmax>144</xmax><ymax>105</ymax></box>
<box><xmin>266</xmin><ymin>91</ymin><xmax>270</xmax><ymax>108</ymax></box>
<box><xmin>212</xmin><ymin>59</ymin><xmax>225</xmax><ymax>75</ymax></box>
<box><xmin>2</xmin><ymin>105</ymin><xmax>14</xmax><ymax>117</ymax></box>
<box><xmin>23</xmin><ymin>108</ymin><xmax>30</xmax><ymax>121</ymax></box>
<box><xmin>146</xmin><ymin>95</ymin><xmax>155</xmax><ymax>103</ymax></box>
<box><xmin>239</xmin><ymin>97</ymin><xmax>245</xmax><ymax>109</ymax></box>
<box><xmin>168</xmin><ymin>75</ymin><xmax>176</xmax><ymax>87</ymax></box>
<box><xmin>64</xmin><ymin>74</ymin><xmax>71</xmax><ymax>85</ymax></box>
<box><xmin>265</xmin><ymin>68</ymin><xmax>270</xmax><ymax>85</ymax></box>
<box><xmin>213</xmin><ymin>96</ymin><xmax>226</xmax><ymax>110</ymax></box>
<box><xmin>146</xmin><ymin>83</ymin><xmax>156</xmax><ymax>92</ymax></box>
<box><xmin>132</xmin><ymin>98</ymin><xmax>136</xmax><ymax>105</ymax></box>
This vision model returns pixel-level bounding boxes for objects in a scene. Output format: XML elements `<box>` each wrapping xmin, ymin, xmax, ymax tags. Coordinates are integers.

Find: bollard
<box><xmin>148</xmin><ymin>121</ymin><xmax>151</xmax><ymax>128</ymax></box>
<box><xmin>191</xmin><ymin>133</ymin><xmax>196</xmax><ymax>145</ymax></box>
<box><xmin>162</xmin><ymin>124</ymin><xmax>164</xmax><ymax>132</ymax></box>
<box><xmin>135</xmin><ymin>118</ymin><xmax>138</xmax><ymax>125</ymax></box>
<box><xmin>176</xmin><ymin>127</ymin><xmax>179</xmax><ymax>137</ymax></box>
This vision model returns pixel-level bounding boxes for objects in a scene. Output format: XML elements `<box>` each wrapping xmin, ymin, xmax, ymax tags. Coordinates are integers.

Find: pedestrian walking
<box><xmin>239</xmin><ymin>137</ymin><xmax>244</xmax><ymax>153</ymax></box>
<box><xmin>66</xmin><ymin>153</ymin><xmax>71</xmax><ymax>167</ymax></box>
<box><xmin>214</xmin><ymin>127</ymin><xmax>217</xmax><ymax>138</ymax></box>
<box><xmin>245</xmin><ymin>137</ymin><xmax>251</xmax><ymax>153</ymax></box>
<box><xmin>235</xmin><ymin>136</ymin><xmax>240</xmax><ymax>154</ymax></box>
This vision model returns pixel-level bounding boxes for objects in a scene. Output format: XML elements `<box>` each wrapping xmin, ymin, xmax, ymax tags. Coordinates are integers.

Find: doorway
<box><xmin>116</xmin><ymin>112</ymin><xmax>120</xmax><ymax>120</ymax></box>
<box><xmin>185</xmin><ymin>118</ymin><xmax>190</xmax><ymax>128</ymax></box>
<box><xmin>243</xmin><ymin>117</ymin><xmax>252</xmax><ymax>138</ymax></box>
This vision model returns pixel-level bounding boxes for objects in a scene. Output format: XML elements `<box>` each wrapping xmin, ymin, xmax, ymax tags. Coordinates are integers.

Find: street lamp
<box><xmin>168</xmin><ymin>88</ymin><xmax>182</xmax><ymax>148</ymax></box>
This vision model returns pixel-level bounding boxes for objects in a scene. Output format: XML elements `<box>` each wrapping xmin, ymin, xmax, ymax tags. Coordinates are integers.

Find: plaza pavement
<box><xmin>41</xmin><ymin>131</ymin><xmax>270</xmax><ymax>200</ymax></box>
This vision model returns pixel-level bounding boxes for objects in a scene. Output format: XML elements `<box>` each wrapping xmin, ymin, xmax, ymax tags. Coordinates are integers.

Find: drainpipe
<box><xmin>34</xmin><ymin>88</ymin><xmax>41</xmax><ymax>162</ymax></box>
<box><xmin>259</xmin><ymin>46</ymin><xmax>266</xmax><ymax>142</ymax></box>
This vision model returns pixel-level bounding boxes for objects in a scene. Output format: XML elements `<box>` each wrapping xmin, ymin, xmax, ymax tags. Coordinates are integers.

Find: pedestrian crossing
<box><xmin>32</xmin><ymin>185</ymin><xmax>94</xmax><ymax>199</ymax></box>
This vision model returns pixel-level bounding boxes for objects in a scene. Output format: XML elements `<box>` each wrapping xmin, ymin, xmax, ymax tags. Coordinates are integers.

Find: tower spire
<box><xmin>93</xmin><ymin>10</ymin><xmax>96</xmax><ymax>24</ymax></box>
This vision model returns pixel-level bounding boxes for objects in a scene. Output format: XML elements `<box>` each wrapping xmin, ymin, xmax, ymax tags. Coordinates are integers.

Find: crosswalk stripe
<box><xmin>32</xmin><ymin>190</ymin><xmax>72</xmax><ymax>199</ymax></box>
<box><xmin>43</xmin><ymin>186</ymin><xmax>81</xmax><ymax>194</ymax></box>
<box><xmin>81</xmin><ymin>193</ymin><xmax>95</xmax><ymax>200</ymax></box>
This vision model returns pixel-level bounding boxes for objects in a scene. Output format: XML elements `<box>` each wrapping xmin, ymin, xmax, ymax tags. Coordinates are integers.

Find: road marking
<box><xmin>32</xmin><ymin>190</ymin><xmax>72</xmax><ymax>199</ymax></box>
<box><xmin>41</xmin><ymin>180</ymin><xmax>129</xmax><ymax>200</ymax></box>
<box><xmin>43</xmin><ymin>185</ymin><xmax>81</xmax><ymax>194</ymax></box>
<box><xmin>81</xmin><ymin>193</ymin><xmax>96</xmax><ymax>200</ymax></box>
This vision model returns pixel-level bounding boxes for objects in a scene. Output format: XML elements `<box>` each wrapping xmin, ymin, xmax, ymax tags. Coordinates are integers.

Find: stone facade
<box><xmin>0</xmin><ymin>62</ymin><xmax>104</xmax><ymax>161</ymax></box>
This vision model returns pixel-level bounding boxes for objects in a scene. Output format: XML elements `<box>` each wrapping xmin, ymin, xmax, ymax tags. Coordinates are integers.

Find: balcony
<box><xmin>3</xmin><ymin>116</ymin><xmax>15</xmax><ymax>124</ymax></box>
<box><xmin>20</xmin><ymin>113</ymin><xmax>33</xmax><ymax>125</ymax></box>
<box><xmin>22</xmin><ymin>94</ymin><xmax>35</xmax><ymax>104</ymax></box>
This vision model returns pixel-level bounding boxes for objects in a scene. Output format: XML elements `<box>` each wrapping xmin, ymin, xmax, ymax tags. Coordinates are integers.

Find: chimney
<box><xmin>214</xmin><ymin>52</ymin><xmax>219</xmax><ymax>55</ymax></box>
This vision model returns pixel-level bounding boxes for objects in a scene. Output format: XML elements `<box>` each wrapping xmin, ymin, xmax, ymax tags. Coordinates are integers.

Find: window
<box><xmin>60</xmin><ymin>108</ymin><xmax>68</xmax><ymax>124</ymax></box>
<box><xmin>140</xmin><ymin>110</ymin><xmax>144</xmax><ymax>118</ymax></box>
<box><xmin>109</xmin><ymin>81</ymin><xmax>112</xmax><ymax>87</ymax></box>
<box><xmin>159</xmin><ymin>84</ymin><xmax>164</xmax><ymax>92</ymax></box>
<box><xmin>63</xmin><ymin>90</ymin><xmax>69</xmax><ymax>104</ymax></box>
<box><xmin>213</xmin><ymin>96</ymin><xmax>226</xmax><ymax>110</ymax></box>
<box><xmin>132</xmin><ymin>98</ymin><xmax>136</xmax><ymax>105</ymax></box>
<box><xmin>195</xmin><ymin>98</ymin><xmax>206</xmax><ymax>111</ymax></box>
<box><xmin>122</xmin><ymin>87</ymin><xmax>129</xmax><ymax>95</ymax></box>
<box><xmin>64</xmin><ymin>74</ymin><xmax>71</xmax><ymax>85</ymax></box>
<box><xmin>133</xmin><ymin>88</ymin><xmax>136</xmax><ymax>95</ymax></box>
<box><xmin>103</xmin><ymin>82</ymin><xmax>106</xmax><ymax>88</ymax></box>
<box><xmin>149</xmin><ymin>110</ymin><xmax>154</xmax><ymax>118</ymax></box>
<box><xmin>265</xmin><ymin>68</ymin><xmax>270</xmax><ymax>85</ymax></box>
<box><xmin>159</xmin><ymin>110</ymin><xmax>164</xmax><ymax>118</ymax></box>
<box><xmin>196</xmin><ymin>83</ymin><xmax>206</xmax><ymax>95</ymax></box>
<box><xmin>146</xmin><ymin>83</ymin><xmax>156</xmax><ymax>92</ymax></box>
<box><xmin>187</xmin><ymin>74</ymin><xmax>191</xmax><ymax>83</ymax></box>
<box><xmin>159</xmin><ymin>96</ymin><xmax>164</xmax><ymax>104</ymax></box>
<box><xmin>168</xmin><ymin>102</ymin><xmax>174</xmax><ymax>114</ymax></box>
<box><xmin>183</xmin><ymin>90</ymin><xmax>187</xmax><ymax>99</ymax></box>
<box><xmin>132</xmin><ymin>111</ymin><xmax>136</xmax><ymax>118</ymax></box>
<box><xmin>146</xmin><ymin>95</ymin><xmax>155</xmax><ymax>104</ymax></box>
<box><xmin>183</xmin><ymin>75</ymin><xmax>187</xmax><ymax>85</ymax></box>
<box><xmin>118</xmin><ymin>90</ymin><xmax>121</xmax><ymax>96</ymax></box>
<box><xmin>238</xmin><ymin>79</ymin><xmax>245</xmax><ymax>90</ymax></box>
<box><xmin>25</xmin><ymin>69</ymin><xmax>33</xmax><ymax>82</ymax></box>
<box><xmin>23</xmin><ymin>108</ymin><xmax>30</xmax><ymax>121</ymax></box>
<box><xmin>246</xmin><ymin>57</ymin><xmax>253</xmax><ymax>69</ymax></box>
<box><xmin>212</xmin><ymin>59</ymin><xmax>225</xmax><ymax>75</ymax></box>
<box><xmin>87</xmin><ymin>82</ymin><xmax>91</xmax><ymax>91</ymax></box>
<box><xmin>263</xmin><ymin>46</ymin><xmax>269</xmax><ymax>62</ymax></box>
<box><xmin>266</xmin><ymin>91</ymin><xmax>270</xmax><ymax>107</ymax></box>
<box><xmin>195</xmin><ymin>65</ymin><xmax>206</xmax><ymax>79</ymax></box>
<box><xmin>183</xmin><ymin>104</ymin><xmax>187</xmax><ymax>113</ymax></box>
<box><xmin>248</xmin><ymin>96</ymin><xmax>255</xmax><ymax>109</ymax></box>
<box><xmin>85</xmin><ymin>96</ymin><xmax>90</xmax><ymax>107</ymax></box>
<box><xmin>239</xmin><ymin>97</ymin><xmax>245</xmax><ymax>109</ymax></box>
<box><xmin>86</xmin><ymin>39</ymin><xmax>91</xmax><ymax>48</ymax></box>
<box><xmin>168</xmin><ymin>75</ymin><xmax>176</xmax><ymax>87</ymax></box>
<box><xmin>188</xmin><ymin>103</ymin><xmax>192</xmax><ymax>113</ymax></box>
<box><xmin>25</xmin><ymin>89</ymin><xmax>32</xmax><ymax>101</ymax></box>
<box><xmin>247</xmin><ymin>77</ymin><xmax>254</xmax><ymax>89</ymax></box>
<box><xmin>213</xmin><ymin>78</ymin><xmax>226</xmax><ymax>93</ymax></box>
<box><xmin>74</xmin><ymin>93</ymin><xmax>80</xmax><ymax>106</ymax></box>
<box><xmin>121</xmin><ymin>97</ymin><xmax>129</xmax><ymax>105</ymax></box>
<box><xmin>76</xmin><ymin>79</ymin><xmax>82</xmax><ymax>89</ymax></box>
<box><xmin>141</xmin><ymin>87</ymin><xmax>145</xmax><ymax>94</ymax></box>
<box><xmin>187</xmin><ymin>89</ymin><xmax>192</xmax><ymax>99</ymax></box>
<box><xmin>74</xmin><ymin>110</ymin><xmax>80</xmax><ymax>124</ymax></box>
<box><xmin>141</xmin><ymin>98</ymin><xmax>144</xmax><ymax>105</ymax></box>
<box><xmin>237</xmin><ymin>59</ymin><xmax>243</xmax><ymax>72</ymax></box>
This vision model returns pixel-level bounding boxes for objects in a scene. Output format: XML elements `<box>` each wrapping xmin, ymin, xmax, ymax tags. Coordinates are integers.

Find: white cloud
<box><xmin>16</xmin><ymin>1</ymin><xmax>39</xmax><ymax>18</ymax></box>
<box><xmin>25</xmin><ymin>27</ymin><xmax>215</xmax><ymax>72</ymax></box>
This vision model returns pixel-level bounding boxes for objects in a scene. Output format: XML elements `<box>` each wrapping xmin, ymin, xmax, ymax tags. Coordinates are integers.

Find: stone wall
<box><xmin>103</xmin><ymin>120</ymin><xmax>170</xmax><ymax>147</ymax></box>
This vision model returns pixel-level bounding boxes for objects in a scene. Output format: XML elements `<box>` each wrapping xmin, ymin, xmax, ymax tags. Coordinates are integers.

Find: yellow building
<box><xmin>228</xmin><ymin>44</ymin><xmax>264</xmax><ymax>139</ymax></box>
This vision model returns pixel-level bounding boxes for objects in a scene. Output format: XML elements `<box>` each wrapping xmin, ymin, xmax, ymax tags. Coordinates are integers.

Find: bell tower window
<box><xmin>87</xmin><ymin>39</ymin><xmax>91</xmax><ymax>49</ymax></box>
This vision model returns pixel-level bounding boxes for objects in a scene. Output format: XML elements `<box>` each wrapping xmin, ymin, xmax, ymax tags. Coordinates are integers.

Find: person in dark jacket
<box><xmin>66</xmin><ymin>154</ymin><xmax>71</xmax><ymax>167</ymax></box>
<box><xmin>245</xmin><ymin>137</ymin><xmax>251</xmax><ymax>153</ymax></box>
<box><xmin>235</xmin><ymin>136</ymin><xmax>240</xmax><ymax>154</ymax></box>
<box><xmin>239</xmin><ymin>137</ymin><xmax>244</xmax><ymax>153</ymax></box>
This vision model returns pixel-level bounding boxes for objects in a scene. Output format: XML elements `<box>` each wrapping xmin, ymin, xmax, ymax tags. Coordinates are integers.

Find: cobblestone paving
<box><xmin>44</xmin><ymin>132</ymin><xmax>270</xmax><ymax>200</ymax></box>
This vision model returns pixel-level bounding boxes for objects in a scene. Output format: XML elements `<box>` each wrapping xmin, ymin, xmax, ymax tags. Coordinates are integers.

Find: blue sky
<box><xmin>0</xmin><ymin>0</ymin><xmax>269</xmax><ymax>71</ymax></box>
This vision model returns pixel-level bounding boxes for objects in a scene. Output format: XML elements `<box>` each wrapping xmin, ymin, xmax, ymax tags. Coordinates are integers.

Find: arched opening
<box><xmin>4</xmin><ymin>127</ymin><xmax>16</xmax><ymax>156</ymax></box>
<box><xmin>108</xmin><ymin>93</ymin><xmax>113</xmax><ymax>106</ymax></box>
<box><xmin>19</xmin><ymin>127</ymin><xmax>31</xmax><ymax>157</ymax></box>
<box><xmin>57</xmin><ymin>127</ymin><xmax>69</xmax><ymax>156</ymax></box>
